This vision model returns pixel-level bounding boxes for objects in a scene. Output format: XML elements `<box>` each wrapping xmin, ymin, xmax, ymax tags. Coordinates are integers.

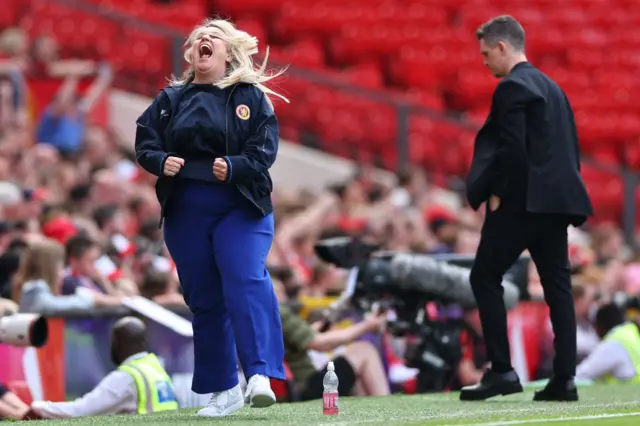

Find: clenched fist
<box><xmin>213</xmin><ymin>158</ymin><xmax>229</xmax><ymax>181</ymax></box>
<box><xmin>163</xmin><ymin>156</ymin><xmax>184</xmax><ymax>177</ymax></box>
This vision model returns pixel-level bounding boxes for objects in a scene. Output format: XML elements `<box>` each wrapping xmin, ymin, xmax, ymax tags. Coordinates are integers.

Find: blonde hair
<box><xmin>169</xmin><ymin>18</ymin><xmax>289</xmax><ymax>109</ymax></box>
<box><xmin>0</xmin><ymin>28</ymin><xmax>27</xmax><ymax>56</ymax></box>
<box><xmin>12</xmin><ymin>238</ymin><xmax>64</xmax><ymax>303</ymax></box>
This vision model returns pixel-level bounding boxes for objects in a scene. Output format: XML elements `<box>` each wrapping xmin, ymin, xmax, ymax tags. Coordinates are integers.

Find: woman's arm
<box><xmin>134</xmin><ymin>93</ymin><xmax>170</xmax><ymax>177</ymax></box>
<box><xmin>20</xmin><ymin>283</ymin><xmax>96</xmax><ymax>315</ymax></box>
<box><xmin>223</xmin><ymin>90</ymin><xmax>278</xmax><ymax>183</ymax></box>
<box><xmin>77</xmin><ymin>63</ymin><xmax>113</xmax><ymax>115</ymax></box>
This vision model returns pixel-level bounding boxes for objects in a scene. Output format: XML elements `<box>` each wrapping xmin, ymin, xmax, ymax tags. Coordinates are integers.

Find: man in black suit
<box><xmin>461</xmin><ymin>15</ymin><xmax>593</xmax><ymax>402</ymax></box>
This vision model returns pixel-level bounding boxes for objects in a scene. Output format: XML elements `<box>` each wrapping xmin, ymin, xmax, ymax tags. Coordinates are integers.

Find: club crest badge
<box><xmin>236</xmin><ymin>104</ymin><xmax>250</xmax><ymax>120</ymax></box>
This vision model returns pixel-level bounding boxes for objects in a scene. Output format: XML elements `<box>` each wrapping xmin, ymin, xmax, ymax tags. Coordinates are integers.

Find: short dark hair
<box><xmin>92</xmin><ymin>204</ymin><xmax>118</xmax><ymax>230</ymax></box>
<box><xmin>141</xmin><ymin>270</ymin><xmax>169</xmax><ymax>299</ymax></box>
<box><xmin>595</xmin><ymin>303</ymin><xmax>625</xmax><ymax>333</ymax></box>
<box><xmin>65</xmin><ymin>235</ymin><xmax>96</xmax><ymax>261</ymax></box>
<box><xmin>476</xmin><ymin>15</ymin><xmax>525</xmax><ymax>51</ymax></box>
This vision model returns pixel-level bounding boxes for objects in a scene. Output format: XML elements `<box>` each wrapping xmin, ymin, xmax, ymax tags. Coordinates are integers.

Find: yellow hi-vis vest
<box><xmin>117</xmin><ymin>353</ymin><xmax>179</xmax><ymax>414</ymax></box>
<box><xmin>601</xmin><ymin>322</ymin><xmax>640</xmax><ymax>384</ymax></box>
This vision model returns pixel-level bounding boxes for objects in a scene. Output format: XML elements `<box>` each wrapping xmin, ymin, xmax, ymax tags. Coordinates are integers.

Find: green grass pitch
<box><xmin>16</xmin><ymin>383</ymin><xmax>640</xmax><ymax>425</ymax></box>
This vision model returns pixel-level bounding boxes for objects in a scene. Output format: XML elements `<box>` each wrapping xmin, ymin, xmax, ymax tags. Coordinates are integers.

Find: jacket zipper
<box><xmin>225</xmin><ymin>85</ymin><xmax>266</xmax><ymax>215</ymax></box>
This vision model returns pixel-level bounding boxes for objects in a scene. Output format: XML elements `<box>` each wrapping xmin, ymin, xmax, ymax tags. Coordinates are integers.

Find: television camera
<box><xmin>314</xmin><ymin>237</ymin><xmax>521</xmax><ymax>392</ymax></box>
<box><xmin>0</xmin><ymin>313</ymin><xmax>48</xmax><ymax>348</ymax></box>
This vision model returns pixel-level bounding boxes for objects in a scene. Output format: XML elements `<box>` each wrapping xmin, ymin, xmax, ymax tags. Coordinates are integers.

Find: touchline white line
<box><xmin>315</xmin><ymin>402</ymin><xmax>640</xmax><ymax>426</ymax></box>
<box><xmin>444</xmin><ymin>411</ymin><xmax>640</xmax><ymax>426</ymax></box>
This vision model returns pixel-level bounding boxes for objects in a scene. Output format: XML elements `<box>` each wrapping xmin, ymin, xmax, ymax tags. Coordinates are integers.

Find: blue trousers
<box><xmin>163</xmin><ymin>180</ymin><xmax>285</xmax><ymax>394</ymax></box>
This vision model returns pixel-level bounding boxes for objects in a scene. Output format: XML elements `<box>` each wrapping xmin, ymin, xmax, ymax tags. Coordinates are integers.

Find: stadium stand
<box><xmin>3</xmin><ymin>0</ymin><xmax>640</xmax><ymax>227</ymax></box>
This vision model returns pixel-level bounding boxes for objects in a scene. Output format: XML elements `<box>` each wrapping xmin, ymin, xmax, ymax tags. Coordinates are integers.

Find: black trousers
<box><xmin>469</xmin><ymin>209</ymin><xmax>576</xmax><ymax>378</ymax></box>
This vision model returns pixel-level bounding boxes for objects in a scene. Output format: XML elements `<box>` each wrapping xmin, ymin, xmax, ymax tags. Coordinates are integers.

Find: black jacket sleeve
<box><xmin>134</xmin><ymin>93</ymin><xmax>170</xmax><ymax>177</ymax></box>
<box><xmin>491</xmin><ymin>80</ymin><xmax>533</xmax><ymax>199</ymax></box>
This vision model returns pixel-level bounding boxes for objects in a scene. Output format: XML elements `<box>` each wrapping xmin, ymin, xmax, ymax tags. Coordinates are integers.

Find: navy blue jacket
<box><xmin>134</xmin><ymin>82</ymin><xmax>279</xmax><ymax>226</ymax></box>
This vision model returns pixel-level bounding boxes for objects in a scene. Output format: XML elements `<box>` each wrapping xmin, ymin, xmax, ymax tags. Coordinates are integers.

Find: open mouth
<box><xmin>198</xmin><ymin>43</ymin><xmax>213</xmax><ymax>59</ymax></box>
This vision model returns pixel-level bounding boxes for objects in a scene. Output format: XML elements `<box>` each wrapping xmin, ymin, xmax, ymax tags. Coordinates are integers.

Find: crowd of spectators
<box><xmin>0</xmin><ymin>25</ymin><xmax>639</xmax><ymax>402</ymax></box>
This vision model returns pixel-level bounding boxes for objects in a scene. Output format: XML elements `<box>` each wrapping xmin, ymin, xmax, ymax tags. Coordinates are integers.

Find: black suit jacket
<box><xmin>466</xmin><ymin>62</ymin><xmax>594</xmax><ymax>226</ymax></box>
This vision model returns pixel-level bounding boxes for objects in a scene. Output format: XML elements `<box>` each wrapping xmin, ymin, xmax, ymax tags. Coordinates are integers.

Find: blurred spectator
<box><xmin>572</xmin><ymin>279</ymin><xmax>600</xmax><ymax>363</ymax></box>
<box><xmin>538</xmin><ymin>278</ymin><xmax>602</xmax><ymax>378</ymax></box>
<box><xmin>277</xmin><ymin>280</ymin><xmax>390</xmax><ymax>400</ymax></box>
<box><xmin>454</xmin><ymin>225</ymin><xmax>481</xmax><ymax>255</ymax></box>
<box><xmin>425</xmin><ymin>205</ymin><xmax>458</xmax><ymax>254</ymax></box>
<box><xmin>575</xmin><ymin>303</ymin><xmax>640</xmax><ymax>383</ymax></box>
<box><xmin>140</xmin><ymin>269</ymin><xmax>185</xmax><ymax>307</ymax></box>
<box><xmin>302</xmin><ymin>262</ymin><xmax>343</xmax><ymax>298</ymax></box>
<box><xmin>591</xmin><ymin>223</ymin><xmax>627</xmax><ymax>266</ymax></box>
<box><xmin>36</xmin><ymin>64</ymin><xmax>112</xmax><ymax>155</ymax></box>
<box><xmin>573</xmin><ymin>281</ymin><xmax>601</xmax><ymax>362</ymax></box>
<box><xmin>62</xmin><ymin>234</ymin><xmax>114</xmax><ymax>296</ymax></box>
<box><xmin>623</xmin><ymin>253</ymin><xmax>640</xmax><ymax>294</ymax></box>
<box><xmin>0</xmin><ymin>28</ymin><xmax>28</xmax><ymax>62</ymax></box>
<box><xmin>29</xmin><ymin>35</ymin><xmax>60</xmax><ymax>77</ymax></box>
<box><xmin>454</xmin><ymin>308</ymin><xmax>488</xmax><ymax>389</ymax></box>
<box><xmin>390</xmin><ymin>168</ymin><xmax>426</xmax><ymax>209</ymax></box>
<box><xmin>13</xmin><ymin>238</ymin><xmax>121</xmax><ymax>314</ymax></box>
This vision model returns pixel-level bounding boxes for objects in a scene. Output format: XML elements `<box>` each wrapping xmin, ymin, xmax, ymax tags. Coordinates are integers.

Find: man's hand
<box><xmin>22</xmin><ymin>407</ymin><xmax>43</xmax><ymax>421</ymax></box>
<box><xmin>163</xmin><ymin>156</ymin><xmax>184</xmax><ymax>177</ymax></box>
<box><xmin>489</xmin><ymin>195</ymin><xmax>501</xmax><ymax>212</ymax></box>
<box><xmin>311</xmin><ymin>320</ymin><xmax>327</xmax><ymax>332</ymax></box>
<box><xmin>213</xmin><ymin>158</ymin><xmax>229</xmax><ymax>181</ymax></box>
<box><xmin>363</xmin><ymin>308</ymin><xmax>387</xmax><ymax>333</ymax></box>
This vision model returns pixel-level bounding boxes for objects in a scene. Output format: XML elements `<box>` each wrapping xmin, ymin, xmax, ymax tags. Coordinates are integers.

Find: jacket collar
<box><xmin>509</xmin><ymin>61</ymin><xmax>532</xmax><ymax>74</ymax></box>
<box><xmin>120</xmin><ymin>351</ymin><xmax>150</xmax><ymax>366</ymax></box>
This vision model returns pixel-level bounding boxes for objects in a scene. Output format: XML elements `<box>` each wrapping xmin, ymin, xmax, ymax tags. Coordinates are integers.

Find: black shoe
<box><xmin>460</xmin><ymin>369</ymin><xmax>523</xmax><ymax>401</ymax></box>
<box><xmin>533</xmin><ymin>377</ymin><xmax>578</xmax><ymax>402</ymax></box>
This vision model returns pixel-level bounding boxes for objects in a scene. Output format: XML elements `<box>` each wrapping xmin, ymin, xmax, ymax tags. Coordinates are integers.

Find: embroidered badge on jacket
<box><xmin>236</xmin><ymin>105</ymin><xmax>250</xmax><ymax>120</ymax></box>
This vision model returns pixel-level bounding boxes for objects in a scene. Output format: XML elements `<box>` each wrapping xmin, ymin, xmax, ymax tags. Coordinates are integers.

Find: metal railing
<box><xmin>35</xmin><ymin>0</ymin><xmax>640</xmax><ymax>245</ymax></box>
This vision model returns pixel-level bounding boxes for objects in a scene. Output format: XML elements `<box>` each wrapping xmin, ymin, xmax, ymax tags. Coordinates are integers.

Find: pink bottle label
<box><xmin>323</xmin><ymin>392</ymin><xmax>339</xmax><ymax>415</ymax></box>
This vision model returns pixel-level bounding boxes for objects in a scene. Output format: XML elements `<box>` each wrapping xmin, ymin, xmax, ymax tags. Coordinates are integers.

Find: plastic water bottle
<box><xmin>322</xmin><ymin>361</ymin><xmax>339</xmax><ymax>415</ymax></box>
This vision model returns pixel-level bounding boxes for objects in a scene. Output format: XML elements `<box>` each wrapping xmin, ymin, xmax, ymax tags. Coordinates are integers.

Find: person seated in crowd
<box><xmin>139</xmin><ymin>269</ymin><xmax>185</xmax><ymax>307</ymax></box>
<box><xmin>29</xmin><ymin>316</ymin><xmax>179</xmax><ymax>418</ymax></box>
<box><xmin>537</xmin><ymin>279</ymin><xmax>601</xmax><ymax>379</ymax></box>
<box><xmin>573</xmin><ymin>281</ymin><xmax>601</xmax><ymax>363</ymax></box>
<box><xmin>12</xmin><ymin>237</ymin><xmax>121</xmax><ymax>314</ymax></box>
<box><xmin>0</xmin><ymin>382</ymin><xmax>29</xmax><ymax>420</ymax></box>
<box><xmin>276</xmin><ymin>280</ymin><xmax>390</xmax><ymax>400</ymax></box>
<box><xmin>62</xmin><ymin>234</ymin><xmax>116</xmax><ymax>296</ymax></box>
<box><xmin>454</xmin><ymin>307</ymin><xmax>489</xmax><ymax>389</ymax></box>
<box><xmin>576</xmin><ymin>303</ymin><xmax>640</xmax><ymax>383</ymax></box>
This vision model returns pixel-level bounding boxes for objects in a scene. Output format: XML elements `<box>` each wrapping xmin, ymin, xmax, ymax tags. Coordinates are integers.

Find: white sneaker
<box><xmin>244</xmin><ymin>374</ymin><xmax>276</xmax><ymax>408</ymax></box>
<box><xmin>197</xmin><ymin>384</ymin><xmax>244</xmax><ymax>417</ymax></box>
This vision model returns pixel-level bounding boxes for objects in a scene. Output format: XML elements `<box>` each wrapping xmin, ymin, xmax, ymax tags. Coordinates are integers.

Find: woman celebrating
<box><xmin>135</xmin><ymin>19</ymin><xmax>288</xmax><ymax>417</ymax></box>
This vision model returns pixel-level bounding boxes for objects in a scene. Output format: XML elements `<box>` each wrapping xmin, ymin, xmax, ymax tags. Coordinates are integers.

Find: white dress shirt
<box><xmin>576</xmin><ymin>341</ymin><xmax>637</xmax><ymax>381</ymax></box>
<box><xmin>32</xmin><ymin>352</ymin><xmax>149</xmax><ymax>419</ymax></box>
<box><xmin>576</xmin><ymin>322</ymin><xmax>600</xmax><ymax>360</ymax></box>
